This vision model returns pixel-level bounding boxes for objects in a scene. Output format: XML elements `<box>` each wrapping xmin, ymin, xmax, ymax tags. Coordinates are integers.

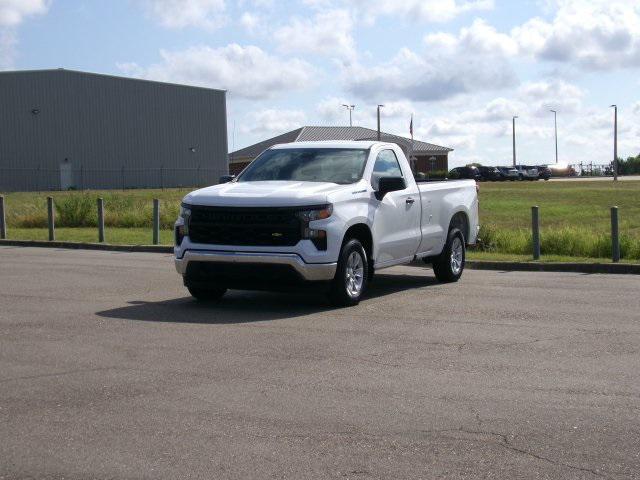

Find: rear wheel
<box><xmin>187</xmin><ymin>285</ymin><xmax>227</xmax><ymax>301</ymax></box>
<box><xmin>329</xmin><ymin>238</ymin><xmax>368</xmax><ymax>307</ymax></box>
<box><xmin>432</xmin><ymin>228</ymin><xmax>465</xmax><ymax>283</ymax></box>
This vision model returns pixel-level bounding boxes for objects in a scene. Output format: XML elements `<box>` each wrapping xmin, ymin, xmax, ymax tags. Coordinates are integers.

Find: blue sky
<box><xmin>2</xmin><ymin>0</ymin><xmax>639</xmax><ymax>167</ymax></box>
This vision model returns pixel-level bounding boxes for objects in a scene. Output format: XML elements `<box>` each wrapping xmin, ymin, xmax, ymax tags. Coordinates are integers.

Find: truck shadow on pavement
<box><xmin>96</xmin><ymin>272</ymin><xmax>441</xmax><ymax>324</ymax></box>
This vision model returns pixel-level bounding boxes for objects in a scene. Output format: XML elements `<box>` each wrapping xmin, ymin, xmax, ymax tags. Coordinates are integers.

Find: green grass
<box><xmin>2</xmin><ymin>181</ymin><xmax>640</xmax><ymax>261</ymax></box>
<box><xmin>6</xmin><ymin>227</ymin><xmax>175</xmax><ymax>245</ymax></box>
<box><xmin>2</xmin><ymin>189</ymin><xmax>189</xmax><ymax>230</ymax></box>
<box><xmin>467</xmin><ymin>251</ymin><xmax>639</xmax><ymax>264</ymax></box>
<box><xmin>476</xmin><ymin>181</ymin><xmax>640</xmax><ymax>260</ymax></box>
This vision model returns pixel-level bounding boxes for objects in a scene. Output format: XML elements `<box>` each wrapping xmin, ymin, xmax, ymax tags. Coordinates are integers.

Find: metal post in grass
<box><xmin>152</xmin><ymin>199</ymin><xmax>160</xmax><ymax>245</ymax></box>
<box><xmin>97</xmin><ymin>198</ymin><xmax>105</xmax><ymax>243</ymax></box>
<box><xmin>532</xmin><ymin>206</ymin><xmax>540</xmax><ymax>260</ymax></box>
<box><xmin>0</xmin><ymin>195</ymin><xmax>6</xmax><ymax>240</ymax></box>
<box><xmin>611</xmin><ymin>206</ymin><xmax>620</xmax><ymax>263</ymax></box>
<box><xmin>47</xmin><ymin>196</ymin><xmax>55</xmax><ymax>241</ymax></box>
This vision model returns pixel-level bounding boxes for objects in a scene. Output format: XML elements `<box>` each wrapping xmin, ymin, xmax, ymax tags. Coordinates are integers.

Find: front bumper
<box><xmin>175</xmin><ymin>250</ymin><xmax>337</xmax><ymax>282</ymax></box>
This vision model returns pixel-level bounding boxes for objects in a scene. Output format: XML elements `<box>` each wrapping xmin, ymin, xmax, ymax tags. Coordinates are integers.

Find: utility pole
<box><xmin>377</xmin><ymin>104</ymin><xmax>384</xmax><ymax>140</ymax></box>
<box><xmin>341</xmin><ymin>104</ymin><xmax>355</xmax><ymax>127</ymax></box>
<box><xmin>611</xmin><ymin>105</ymin><xmax>618</xmax><ymax>181</ymax></box>
<box><xmin>512</xmin><ymin>116</ymin><xmax>518</xmax><ymax>167</ymax></box>
<box><xmin>550</xmin><ymin>109</ymin><xmax>558</xmax><ymax>164</ymax></box>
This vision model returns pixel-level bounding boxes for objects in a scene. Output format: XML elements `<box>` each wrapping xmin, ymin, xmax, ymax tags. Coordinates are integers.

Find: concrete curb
<box><xmin>0</xmin><ymin>239</ymin><xmax>173</xmax><ymax>254</ymax></box>
<box><xmin>466</xmin><ymin>260</ymin><xmax>640</xmax><ymax>275</ymax></box>
<box><xmin>1</xmin><ymin>240</ymin><xmax>639</xmax><ymax>274</ymax></box>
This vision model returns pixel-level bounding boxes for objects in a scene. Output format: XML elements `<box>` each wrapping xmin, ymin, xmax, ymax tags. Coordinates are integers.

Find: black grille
<box><xmin>188</xmin><ymin>205</ymin><xmax>303</xmax><ymax>246</ymax></box>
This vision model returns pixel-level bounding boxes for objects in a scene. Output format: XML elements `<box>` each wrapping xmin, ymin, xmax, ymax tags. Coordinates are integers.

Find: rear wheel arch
<box><xmin>449</xmin><ymin>211</ymin><xmax>470</xmax><ymax>243</ymax></box>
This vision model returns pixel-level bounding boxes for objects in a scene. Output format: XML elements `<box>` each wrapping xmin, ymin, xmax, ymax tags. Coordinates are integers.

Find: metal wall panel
<box><xmin>0</xmin><ymin>70</ymin><xmax>228</xmax><ymax>191</ymax></box>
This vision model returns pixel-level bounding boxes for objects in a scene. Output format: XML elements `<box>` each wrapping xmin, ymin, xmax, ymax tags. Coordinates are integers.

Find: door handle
<box><xmin>406</xmin><ymin>198</ymin><xmax>415</xmax><ymax>205</ymax></box>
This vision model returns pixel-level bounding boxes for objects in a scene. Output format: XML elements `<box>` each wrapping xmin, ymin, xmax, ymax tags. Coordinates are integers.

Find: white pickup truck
<box><xmin>174</xmin><ymin>141</ymin><xmax>479</xmax><ymax>306</ymax></box>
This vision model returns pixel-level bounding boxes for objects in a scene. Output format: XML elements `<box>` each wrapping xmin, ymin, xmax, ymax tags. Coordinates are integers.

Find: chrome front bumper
<box><xmin>175</xmin><ymin>250</ymin><xmax>337</xmax><ymax>282</ymax></box>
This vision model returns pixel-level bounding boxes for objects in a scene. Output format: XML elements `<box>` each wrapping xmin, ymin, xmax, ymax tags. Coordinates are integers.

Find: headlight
<box><xmin>179</xmin><ymin>204</ymin><xmax>191</xmax><ymax>220</ymax></box>
<box><xmin>176</xmin><ymin>204</ymin><xmax>191</xmax><ymax>245</ymax></box>
<box><xmin>297</xmin><ymin>204</ymin><xmax>333</xmax><ymax>222</ymax></box>
<box><xmin>298</xmin><ymin>205</ymin><xmax>331</xmax><ymax>251</ymax></box>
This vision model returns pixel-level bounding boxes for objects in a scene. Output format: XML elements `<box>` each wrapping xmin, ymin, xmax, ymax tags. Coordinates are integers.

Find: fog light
<box><xmin>303</xmin><ymin>228</ymin><xmax>326</xmax><ymax>239</ymax></box>
<box><xmin>303</xmin><ymin>229</ymin><xmax>327</xmax><ymax>250</ymax></box>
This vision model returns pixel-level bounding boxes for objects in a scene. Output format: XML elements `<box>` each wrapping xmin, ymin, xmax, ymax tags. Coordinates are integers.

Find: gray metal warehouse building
<box><xmin>0</xmin><ymin>69</ymin><xmax>228</xmax><ymax>192</ymax></box>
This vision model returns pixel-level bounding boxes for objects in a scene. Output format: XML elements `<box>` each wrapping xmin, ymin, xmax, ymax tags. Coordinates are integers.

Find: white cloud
<box><xmin>140</xmin><ymin>0</ymin><xmax>226</xmax><ymax>29</ymax></box>
<box><xmin>512</xmin><ymin>0</ymin><xmax>640</xmax><ymax>70</ymax></box>
<box><xmin>633</xmin><ymin>101</ymin><xmax>640</xmax><ymax>115</ymax></box>
<box><xmin>274</xmin><ymin>9</ymin><xmax>355</xmax><ymax>61</ymax></box>
<box><xmin>344</xmin><ymin>46</ymin><xmax>516</xmax><ymax>102</ymax></box>
<box><xmin>352</xmin><ymin>0</ymin><xmax>494</xmax><ymax>24</ymax></box>
<box><xmin>239</xmin><ymin>11</ymin><xmax>260</xmax><ymax>32</ymax></box>
<box><xmin>425</xmin><ymin>19</ymin><xmax>517</xmax><ymax>56</ymax></box>
<box><xmin>420</xmin><ymin>1</ymin><xmax>640</xmax><ymax>73</ymax></box>
<box><xmin>518</xmin><ymin>79</ymin><xmax>584</xmax><ymax>116</ymax></box>
<box><xmin>0</xmin><ymin>29</ymin><xmax>16</xmax><ymax>69</ymax></box>
<box><xmin>0</xmin><ymin>0</ymin><xmax>48</xmax><ymax>69</ymax></box>
<box><xmin>241</xmin><ymin>108</ymin><xmax>307</xmax><ymax>137</ymax></box>
<box><xmin>119</xmin><ymin>44</ymin><xmax>315</xmax><ymax>99</ymax></box>
<box><xmin>0</xmin><ymin>0</ymin><xmax>48</xmax><ymax>27</ymax></box>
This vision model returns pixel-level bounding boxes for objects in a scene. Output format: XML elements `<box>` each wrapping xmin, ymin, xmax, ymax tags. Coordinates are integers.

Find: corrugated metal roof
<box><xmin>230</xmin><ymin>128</ymin><xmax>303</xmax><ymax>159</ymax></box>
<box><xmin>230</xmin><ymin>126</ymin><xmax>452</xmax><ymax>161</ymax></box>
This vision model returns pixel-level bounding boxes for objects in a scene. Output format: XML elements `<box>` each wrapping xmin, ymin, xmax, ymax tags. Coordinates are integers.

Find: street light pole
<box><xmin>341</xmin><ymin>104</ymin><xmax>355</xmax><ymax>127</ymax></box>
<box><xmin>512</xmin><ymin>116</ymin><xmax>518</xmax><ymax>167</ymax></box>
<box><xmin>611</xmin><ymin>105</ymin><xmax>618</xmax><ymax>181</ymax></box>
<box><xmin>377</xmin><ymin>104</ymin><xmax>384</xmax><ymax>140</ymax></box>
<box><xmin>550</xmin><ymin>109</ymin><xmax>558</xmax><ymax>164</ymax></box>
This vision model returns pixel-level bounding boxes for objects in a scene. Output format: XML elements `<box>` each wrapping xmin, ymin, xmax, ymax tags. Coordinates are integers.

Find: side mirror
<box><xmin>219</xmin><ymin>174</ymin><xmax>235</xmax><ymax>184</ymax></box>
<box><xmin>376</xmin><ymin>176</ymin><xmax>406</xmax><ymax>200</ymax></box>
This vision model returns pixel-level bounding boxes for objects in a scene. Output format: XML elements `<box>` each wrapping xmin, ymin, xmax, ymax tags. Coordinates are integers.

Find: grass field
<box><xmin>2</xmin><ymin>180</ymin><xmax>640</xmax><ymax>260</ymax></box>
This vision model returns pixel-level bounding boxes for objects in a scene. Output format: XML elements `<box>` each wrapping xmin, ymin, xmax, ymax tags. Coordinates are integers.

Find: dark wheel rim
<box><xmin>345</xmin><ymin>251</ymin><xmax>364</xmax><ymax>298</ymax></box>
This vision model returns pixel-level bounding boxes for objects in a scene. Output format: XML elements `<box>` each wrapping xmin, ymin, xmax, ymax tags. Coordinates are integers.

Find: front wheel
<box><xmin>328</xmin><ymin>239</ymin><xmax>369</xmax><ymax>307</ymax></box>
<box><xmin>432</xmin><ymin>228</ymin><xmax>465</xmax><ymax>283</ymax></box>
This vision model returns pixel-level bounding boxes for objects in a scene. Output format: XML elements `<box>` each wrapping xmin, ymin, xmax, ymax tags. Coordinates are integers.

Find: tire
<box><xmin>432</xmin><ymin>228</ymin><xmax>465</xmax><ymax>283</ymax></box>
<box><xmin>187</xmin><ymin>285</ymin><xmax>227</xmax><ymax>301</ymax></box>
<box><xmin>328</xmin><ymin>238</ymin><xmax>369</xmax><ymax>307</ymax></box>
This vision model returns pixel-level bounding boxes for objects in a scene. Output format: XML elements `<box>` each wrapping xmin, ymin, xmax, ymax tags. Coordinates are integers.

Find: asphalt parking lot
<box><xmin>1</xmin><ymin>247</ymin><xmax>639</xmax><ymax>479</ymax></box>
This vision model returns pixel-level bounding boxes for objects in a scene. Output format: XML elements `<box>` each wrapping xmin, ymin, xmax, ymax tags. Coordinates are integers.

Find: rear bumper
<box><xmin>175</xmin><ymin>250</ymin><xmax>337</xmax><ymax>282</ymax></box>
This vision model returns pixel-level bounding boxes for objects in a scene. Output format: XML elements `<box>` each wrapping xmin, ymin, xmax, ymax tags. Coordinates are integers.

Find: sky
<box><xmin>1</xmin><ymin>0</ymin><xmax>639</xmax><ymax>167</ymax></box>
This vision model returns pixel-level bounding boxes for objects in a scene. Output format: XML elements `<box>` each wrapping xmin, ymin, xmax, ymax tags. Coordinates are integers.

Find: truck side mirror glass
<box><xmin>219</xmin><ymin>174</ymin><xmax>235</xmax><ymax>184</ymax></box>
<box><xmin>376</xmin><ymin>176</ymin><xmax>406</xmax><ymax>200</ymax></box>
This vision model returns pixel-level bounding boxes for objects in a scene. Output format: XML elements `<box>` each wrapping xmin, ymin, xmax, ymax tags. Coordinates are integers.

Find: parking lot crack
<box><xmin>457</xmin><ymin>428</ymin><xmax>611</xmax><ymax>479</ymax></box>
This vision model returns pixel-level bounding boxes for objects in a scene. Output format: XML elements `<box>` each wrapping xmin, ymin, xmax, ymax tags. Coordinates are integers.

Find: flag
<box><xmin>409</xmin><ymin>114</ymin><xmax>414</xmax><ymax>140</ymax></box>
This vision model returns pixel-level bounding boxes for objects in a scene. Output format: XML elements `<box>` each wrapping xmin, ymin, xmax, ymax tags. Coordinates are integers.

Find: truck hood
<box><xmin>183</xmin><ymin>181</ymin><xmax>348</xmax><ymax>207</ymax></box>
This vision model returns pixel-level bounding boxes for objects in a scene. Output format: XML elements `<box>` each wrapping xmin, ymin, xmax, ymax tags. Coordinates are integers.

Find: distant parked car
<box><xmin>514</xmin><ymin>165</ymin><xmax>539</xmax><ymax>181</ymax></box>
<box><xmin>478</xmin><ymin>166</ymin><xmax>502</xmax><ymax>181</ymax></box>
<box><xmin>535</xmin><ymin>165</ymin><xmax>552</xmax><ymax>180</ymax></box>
<box><xmin>548</xmin><ymin>164</ymin><xmax>577</xmax><ymax>177</ymax></box>
<box><xmin>449</xmin><ymin>166</ymin><xmax>481</xmax><ymax>181</ymax></box>
<box><xmin>497</xmin><ymin>166</ymin><xmax>520</xmax><ymax>181</ymax></box>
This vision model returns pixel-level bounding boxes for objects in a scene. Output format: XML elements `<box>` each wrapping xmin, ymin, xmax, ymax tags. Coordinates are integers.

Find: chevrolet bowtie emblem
<box><xmin>272</xmin><ymin>232</ymin><xmax>283</xmax><ymax>237</ymax></box>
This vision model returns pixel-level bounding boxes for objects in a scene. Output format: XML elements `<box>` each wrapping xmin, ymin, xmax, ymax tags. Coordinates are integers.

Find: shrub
<box><xmin>54</xmin><ymin>195</ymin><xmax>96</xmax><ymax>227</ymax></box>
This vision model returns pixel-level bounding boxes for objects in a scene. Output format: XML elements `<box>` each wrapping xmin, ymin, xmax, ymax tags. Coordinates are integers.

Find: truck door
<box><xmin>370</xmin><ymin>149</ymin><xmax>421</xmax><ymax>266</ymax></box>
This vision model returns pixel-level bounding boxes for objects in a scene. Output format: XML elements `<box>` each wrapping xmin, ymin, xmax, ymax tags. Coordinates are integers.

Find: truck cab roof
<box><xmin>270</xmin><ymin>140</ymin><xmax>391</xmax><ymax>150</ymax></box>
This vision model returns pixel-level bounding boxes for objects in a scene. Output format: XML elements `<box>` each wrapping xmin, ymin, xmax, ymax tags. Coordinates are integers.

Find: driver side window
<box><xmin>371</xmin><ymin>149</ymin><xmax>403</xmax><ymax>190</ymax></box>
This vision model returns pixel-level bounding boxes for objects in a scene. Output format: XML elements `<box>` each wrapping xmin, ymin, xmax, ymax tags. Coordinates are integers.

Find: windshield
<box><xmin>237</xmin><ymin>148</ymin><xmax>369</xmax><ymax>184</ymax></box>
